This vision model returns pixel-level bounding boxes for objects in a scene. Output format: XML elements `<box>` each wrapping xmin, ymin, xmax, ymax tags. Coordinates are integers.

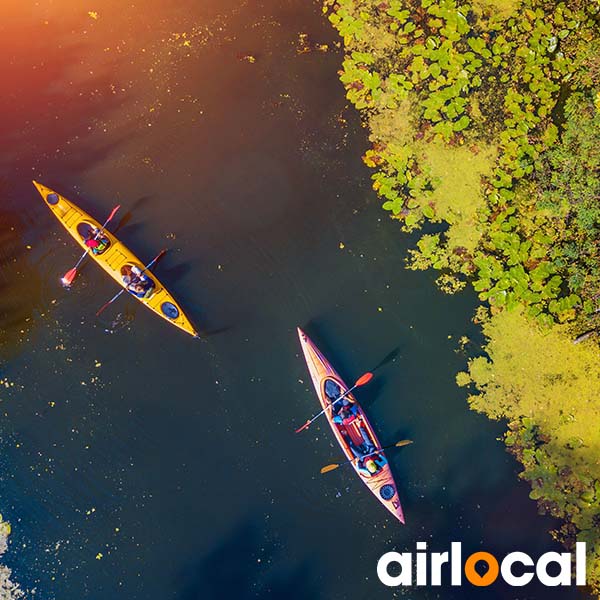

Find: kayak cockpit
<box><xmin>324</xmin><ymin>379</ymin><xmax>343</xmax><ymax>404</ymax></box>
<box><xmin>356</xmin><ymin>452</ymin><xmax>387</xmax><ymax>478</ymax></box>
<box><xmin>323</xmin><ymin>377</ymin><xmax>384</xmax><ymax>476</ymax></box>
<box><xmin>121</xmin><ymin>264</ymin><xmax>156</xmax><ymax>299</ymax></box>
<box><xmin>46</xmin><ymin>192</ymin><xmax>60</xmax><ymax>205</ymax></box>
<box><xmin>77</xmin><ymin>221</ymin><xmax>111</xmax><ymax>255</ymax></box>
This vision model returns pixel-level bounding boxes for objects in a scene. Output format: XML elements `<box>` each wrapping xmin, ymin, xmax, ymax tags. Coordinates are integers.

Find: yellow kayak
<box><xmin>33</xmin><ymin>181</ymin><xmax>199</xmax><ymax>338</ymax></box>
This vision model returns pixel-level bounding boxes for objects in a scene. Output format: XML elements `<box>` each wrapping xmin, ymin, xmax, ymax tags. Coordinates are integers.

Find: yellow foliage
<box><xmin>369</xmin><ymin>99</ymin><xmax>415</xmax><ymax>147</ymax></box>
<box><xmin>417</xmin><ymin>141</ymin><xmax>497</xmax><ymax>252</ymax></box>
<box><xmin>467</xmin><ymin>308</ymin><xmax>600</xmax><ymax>456</ymax></box>
<box><xmin>471</xmin><ymin>0</ymin><xmax>522</xmax><ymax>20</ymax></box>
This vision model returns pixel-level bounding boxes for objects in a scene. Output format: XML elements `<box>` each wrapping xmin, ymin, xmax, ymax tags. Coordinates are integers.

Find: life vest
<box><xmin>344</xmin><ymin>416</ymin><xmax>367</xmax><ymax>447</ymax></box>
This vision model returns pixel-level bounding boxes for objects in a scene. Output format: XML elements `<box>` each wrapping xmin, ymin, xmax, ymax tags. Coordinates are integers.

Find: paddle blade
<box><xmin>320</xmin><ymin>464</ymin><xmax>340</xmax><ymax>474</ymax></box>
<box><xmin>96</xmin><ymin>301</ymin><xmax>112</xmax><ymax>317</ymax></box>
<box><xmin>355</xmin><ymin>372</ymin><xmax>374</xmax><ymax>387</ymax></box>
<box><xmin>396</xmin><ymin>440</ymin><xmax>413</xmax><ymax>447</ymax></box>
<box><xmin>61</xmin><ymin>268</ymin><xmax>77</xmax><ymax>287</ymax></box>
<box><xmin>107</xmin><ymin>204</ymin><xmax>121</xmax><ymax>221</ymax></box>
<box><xmin>294</xmin><ymin>420</ymin><xmax>310</xmax><ymax>434</ymax></box>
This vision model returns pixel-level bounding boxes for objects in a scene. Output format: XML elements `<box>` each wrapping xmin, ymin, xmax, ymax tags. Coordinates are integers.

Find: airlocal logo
<box><xmin>378</xmin><ymin>542</ymin><xmax>586</xmax><ymax>588</ymax></box>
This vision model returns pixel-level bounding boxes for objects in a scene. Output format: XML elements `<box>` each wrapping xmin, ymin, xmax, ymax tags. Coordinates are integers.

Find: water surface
<box><xmin>0</xmin><ymin>1</ymin><xmax>584</xmax><ymax>599</ymax></box>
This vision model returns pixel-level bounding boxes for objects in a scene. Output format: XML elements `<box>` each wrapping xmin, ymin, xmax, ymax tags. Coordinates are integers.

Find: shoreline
<box><xmin>324</xmin><ymin>0</ymin><xmax>600</xmax><ymax>593</ymax></box>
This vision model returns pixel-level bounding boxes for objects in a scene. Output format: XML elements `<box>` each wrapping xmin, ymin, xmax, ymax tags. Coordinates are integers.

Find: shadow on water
<box><xmin>178</xmin><ymin>519</ymin><xmax>320</xmax><ymax>600</ymax></box>
<box><xmin>128</xmin><ymin>196</ymin><xmax>154</xmax><ymax>213</ymax></box>
<box><xmin>113</xmin><ymin>212</ymin><xmax>134</xmax><ymax>234</ymax></box>
<box><xmin>112</xmin><ymin>221</ymin><xmax>145</xmax><ymax>239</ymax></box>
<box><xmin>160</xmin><ymin>262</ymin><xmax>192</xmax><ymax>284</ymax></box>
<box><xmin>298</xmin><ymin>320</ymin><xmax>342</xmax><ymax>367</ymax></box>
<box><xmin>202</xmin><ymin>325</ymin><xmax>234</xmax><ymax>337</ymax></box>
<box><xmin>295</xmin><ymin>322</ymin><xmax>402</xmax><ymax>412</ymax></box>
<box><xmin>113</xmin><ymin>197</ymin><xmax>155</xmax><ymax>233</ymax></box>
<box><xmin>371</xmin><ymin>346</ymin><xmax>402</xmax><ymax>373</ymax></box>
<box><xmin>196</xmin><ymin>299</ymin><xmax>255</xmax><ymax>338</ymax></box>
<box><xmin>355</xmin><ymin>377</ymin><xmax>384</xmax><ymax>411</ymax></box>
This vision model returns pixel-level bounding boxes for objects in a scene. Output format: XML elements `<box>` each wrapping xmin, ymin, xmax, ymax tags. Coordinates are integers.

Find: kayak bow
<box><xmin>33</xmin><ymin>181</ymin><xmax>198</xmax><ymax>338</ymax></box>
<box><xmin>297</xmin><ymin>327</ymin><xmax>405</xmax><ymax>523</ymax></box>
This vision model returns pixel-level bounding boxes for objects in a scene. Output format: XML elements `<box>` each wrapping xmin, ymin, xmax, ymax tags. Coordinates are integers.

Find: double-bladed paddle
<box><xmin>95</xmin><ymin>249</ymin><xmax>167</xmax><ymax>317</ymax></box>
<box><xmin>320</xmin><ymin>440</ymin><xmax>413</xmax><ymax>474</ymax></box>
<box><xmin>61</xmin><ymin>204</ymin><xmax>121</xmax><ymax>287</ymax></box>
<box><xmin>294</xmin><ymin>372</ymin><xmax>374</xmax><ymax>433</ymax></box>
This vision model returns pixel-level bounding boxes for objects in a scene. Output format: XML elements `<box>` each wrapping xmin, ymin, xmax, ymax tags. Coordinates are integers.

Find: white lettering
<box><xmin>430</xmin><ymin>552</ymin><xmax>449</xmax><ymax>586</ymax></box>
<box><xmin>576</xmin><ymin>542</ymin><xmax>586</xmax><ymax>585</ymax></box>
<box><xmin>536</xmin><ymin>552</ymin><xmax>571</xmax><ymax>586</ymax></box>
<box><xmin>377</xmin><ymin>542</ymin><xmax>587</xmax><ymax>588</ymax></box>
<box><xmin>377</xmin><ymin>552</ymin><xmax>412</xmax><ymax>586</ymax></box>
<box><xmin>416</xmin><ymin>550</ymin><xmax>427</xmax><ymax>586</ymax></box>
<box><xmin>451</xmin><ymin>542</ymin><xmax>462</xmax><ymax>585</ymax></box>
<box><xmin>501</xmin><ymin>552</ymin><xmax>534</xmax><ymax>586</ymax></box>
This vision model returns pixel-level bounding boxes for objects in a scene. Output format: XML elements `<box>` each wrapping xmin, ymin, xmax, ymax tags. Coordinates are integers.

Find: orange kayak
<box><xmin>297</xmin><ymin>328</ymin><xmax>405</xmax><ymax>523</ymax></box>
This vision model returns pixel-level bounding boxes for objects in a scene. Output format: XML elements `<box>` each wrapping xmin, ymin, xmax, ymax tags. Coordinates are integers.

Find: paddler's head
<box><xmin>366</xmin><ymin>459</ymin><xmax>378</xmax><ymax>474</ymax></box>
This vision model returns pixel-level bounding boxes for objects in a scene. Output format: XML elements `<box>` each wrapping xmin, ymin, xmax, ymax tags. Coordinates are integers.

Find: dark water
<box><xmin>0</xmin><ymin>1</ymin><xmax>587</xmax><ymax>599</ymax></box>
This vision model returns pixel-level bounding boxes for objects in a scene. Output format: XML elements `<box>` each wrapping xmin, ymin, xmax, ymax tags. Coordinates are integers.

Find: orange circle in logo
<box><xmin>464</xmin><ymin>552</ymin><xmax>500</xmax><ymax>587</ymax></box>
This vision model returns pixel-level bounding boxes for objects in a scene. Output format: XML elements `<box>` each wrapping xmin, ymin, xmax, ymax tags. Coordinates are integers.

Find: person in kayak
<box><xmin>357</xmin><ymin>453</ymin><xmax>386</xmax><ymax>477</ymax></box>
<box><xmin>85</xmin><ymin>237</ymin><xmax>100</xmax><ymax>250</ymax></box>
<box><xmin>333</xmin><ymin>402</ymin><xmax>359</xmax><ymax>424</ymax></box>
<box><xmin>334</xmin><ymin>407</ymin><xmax>375</xmax><ymax>458</ymax></box>
<box><xmin>82</xmin><ymin>227</ymin><xmax>109</xmax><ymax>255</ymax></box>
<box><xmin>340</xmin><ymin>407</ymin><xmax>373</xmax><ymax>448</ymax></box>
<box><xmin>122</xmin><ymin>265</ymin><xmax>155</xmax><ymax>299</ymax></box>
<box><xmin>334</xmin><ymin>410</ymin><xmax>363</xmax><ymax>458</ymax></box>
<box><xmin>326</xmin><ymin>381</ymin><xmax>361</xmax><ymax>415</ymax></box>
<box><xmin>341</xmin><ymin>398</ymin><xmax>359</xmax><ymax>414</ymax></box>
<box><xmin>333</xmin><ymin>407</ymin><xmax>350</xmax><ymax>424</ymax></box>
<box><xmin>357</xmin><ymin>417</ymin><xmax>376</xmax><ymax>454</ymax></box>
<box><xmin>129</xmin><ymin>280</ymin><xmax>154</xmax><ymax>299</ymax></box>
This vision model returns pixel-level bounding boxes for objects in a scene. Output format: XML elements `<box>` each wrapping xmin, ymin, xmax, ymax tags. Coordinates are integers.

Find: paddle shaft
<box><xmin>73</xmin><ymin>206</ymin><xmax>121</xmax><ymax>270</ymax></box>
<box><xmin>350</xmin><ymin>444</ymin><xmax>398</xmax><ymax>465</ymax></box>
<box><xmin>296</xmin><ymin>381</ymin><xmax>362</xmax><ymax>433</ymax></box>
<box><xmin>95</xmin><ymin>249</ymin><xmax>166</xmax><ymax>317</ymax></box>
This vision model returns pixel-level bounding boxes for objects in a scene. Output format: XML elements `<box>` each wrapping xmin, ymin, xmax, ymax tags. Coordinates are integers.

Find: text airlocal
<box><xmin>378</xmin><ymin>542</ymin><xmax>586</xmax><ymax>587</ymax></box>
